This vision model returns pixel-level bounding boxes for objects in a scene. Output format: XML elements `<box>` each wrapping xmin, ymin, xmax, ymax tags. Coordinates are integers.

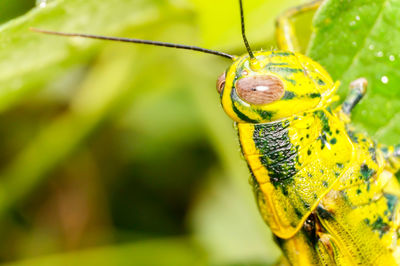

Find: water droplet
<box><xmin>381</xmin><ymin>76</ymin><xmax>389</xmax><ymax>84</ymax></box>
<box><xmin>369</xmin><ymin>44</ymin><xmax>375</xmax><ymax>50</ymax></box>
<box><xmin>36</xmin><ymin>0</ymin><xmax>55</xmax><ymax>8</ymax></box>
<box><xmin>376</xmin><ymin>51</ymin><xmax>384</xmax><ymax>57</ymax></box>
<box><xmin>349</xmin><ymin>21</ymin><xmax>356</xmax><ymax>26</ymax></box>
<box><xmin>36</xmin><ymin>0</ymin><xmax>47</xmax><ymax>8</ymax></box>
<box><xmin>355</xmin><ymin>15</ymin><xmax>360</xmax><ymax>21</ymax></box>
<box><xmin>389</xmin><ymin>55</ymin><xmax>396</xmax><ymax>61</ymax></box>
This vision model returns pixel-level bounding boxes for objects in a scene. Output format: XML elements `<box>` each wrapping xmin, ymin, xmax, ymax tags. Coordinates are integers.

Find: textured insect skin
<box><xmin>214</xmin><ymin>0</ymin><xmax>400</xmax><ymax>264</ymax></box>
<box><xmin>220</xmin><ymin>49</ymin><xmax>400</xmax><ymax>265</ymax></box>
<box><xmin>219</xmin><ymin>50</ymin><xmax>400</xmax><ymax>265</ymax></box>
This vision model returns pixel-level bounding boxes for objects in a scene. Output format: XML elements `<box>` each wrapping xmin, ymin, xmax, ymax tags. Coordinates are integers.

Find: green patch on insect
<box><xmin>30</xmin><ymin>0</ymin><xmax>400</xmax><ymax>265</ymax></box>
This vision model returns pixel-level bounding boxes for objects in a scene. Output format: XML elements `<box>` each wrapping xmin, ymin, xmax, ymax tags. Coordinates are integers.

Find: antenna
<box><xmin>30</xmin><ymin>28</ymin><xmax>235</xmax><ymax>60</ymax></box>
<box><xmin>238</xmin><ymin>0</ymin><xmax>254</xmax><ymax>59</ymax></box>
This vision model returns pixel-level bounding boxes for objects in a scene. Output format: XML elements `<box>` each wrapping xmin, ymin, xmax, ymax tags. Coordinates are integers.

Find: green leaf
<box><xmin>308</xmin><ymin>0</ymin><xmax>400</xmax><ymax>144</ymax></box>
<box><xmin>0</xmin><ymin>0</ymin><xmax>160</xmax><ymax>112</ymax></box>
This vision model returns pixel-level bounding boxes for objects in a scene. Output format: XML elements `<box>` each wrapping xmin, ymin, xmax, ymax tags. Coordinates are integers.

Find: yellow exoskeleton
<box><xmin>32</xmin><ymin>0</ymin><xmax>400</xmax><ymax>264</ymax></box>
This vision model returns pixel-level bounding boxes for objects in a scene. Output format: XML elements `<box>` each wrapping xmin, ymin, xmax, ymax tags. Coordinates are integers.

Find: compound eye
<box><xmin>216</xmin><ymin>72</ymin><xmax>226</xmax><ymax>94</ymax></box>
<box><xmin>236</xmin><ymin>75</ymin><xmax>285</xmax><ymax>105</ymax></box>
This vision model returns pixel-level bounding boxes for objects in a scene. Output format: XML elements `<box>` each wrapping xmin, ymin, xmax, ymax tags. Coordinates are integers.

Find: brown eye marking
<box><xmin>216</xmin><ymin>72</ymin><xmax>226</xmax><ymax>94</ymax></box>
<box><xmin>236</xmin><ymin>75</ymin><xmax>285</xmax><ymax>105</ymax></box>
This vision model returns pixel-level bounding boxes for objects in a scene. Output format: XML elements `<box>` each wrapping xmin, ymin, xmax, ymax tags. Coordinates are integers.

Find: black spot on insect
<box><xmin>330</xmin><ymin>138</ymin><xmax>337</xmax><ymax>145</ymax></box>
<box><xmin>317</xmin><ymin>205</ymin><xmax>333</xmax><ymax>220</ymax></box>
<box><xmin>317</xmin><ymin>78</ymin><xmax>326</xmax><ymax>85</ymax></box>
<box><xmin>347</xmin><ymin>129</ymin><xmax>358</xmax><ymax>143</ymax></box>
<box><xmin>300</xmin><ymin>137</ymin><xmax>304</xmax><ymax>141</ymax></box>
<box><xmin>314</xmin><ymin>110</ymin><xmax>331</xmax><ymax>135</ymax></box>
<box><xmin>360</xmin><ymin>164</ymin><xmax>375</xmax><ymax>180</ymax></box>
<box><xmin>313</xmin><ymin>193</ymin><xmax>318</xmax><ymax>199</ymax></box>
<box><xmin>256</xmin><ymin>109</ymin><xmax>274</xmax><ymax>120</ymax></box>
<box><xmin>371</xmin><ymin>216</ymin><xmax>390</xmax><ymax>238</ymax></box>
<box><xmin>336</xmin><ymin>163</ymin><xmax>344</xmax><ymax>169</ymax></box>
<box><xmin>307</xmin><ymin>149</ymin><xmax>311</xmax><ymax>156</ymax></box>
<box><xmin>335</xmin><ymin>172</ymin><xmax>340</xmax><ymax>177</ymax></box>
<box><xmin>306</xmin><ymin>134</ymin><xmax>310</xmax><ymax>139</ymax></box>
<box><xmin>356</xmin><ymin>189</ymin><xmax>362</xmax><ymax>195</ymax></box>
<box><xmin>282</xmin><ymin>91</ymin><xmax>296</xmax><ymax>100</ymax></box>
<box><xmin>308</xmin><ymin>92</ymin><xmax>321</xmax><ymax>98</ymax></box>
<box><xmin>384</xmin><ymin>194</ymin><xmax>397</xmax><ymax>221</ymax></box>
<box><xmin>294</xmin><ymin>207</ymin><xmax>303</xmax><ymax>218</ymax></box>
<box><xmin>336</xmin><ymin>129</ymin><xmax>339</xmax><ymax>134</ymax></box>
<box><xmin>302</xmin><ymin>199</ymin><xmax>311</xmax><ymax>209</ymax></box>
<box><xmin>317</xmin><ymin>134</ymin><xmax>328</xmax><ymax>149</ymax></box>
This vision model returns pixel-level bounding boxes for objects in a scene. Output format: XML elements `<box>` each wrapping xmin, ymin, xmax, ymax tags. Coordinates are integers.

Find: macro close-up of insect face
<box><xmin>1</xmin><ymin>0</ymin><xmax>400</xmax><ymax>265</ymax></box>
<box><xmin>218</xmin><ymin>50</ymin><xmax>337</xmax><ymax>123</ymax></box>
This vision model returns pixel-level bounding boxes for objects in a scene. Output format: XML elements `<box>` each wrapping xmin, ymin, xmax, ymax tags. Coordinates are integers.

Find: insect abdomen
<box><xmin>239</xmin><ymin>109</ymin><xmax>400</xmax><ymax>264</ymax></box>
<box><xmin>238</xmin><ymin>109</ymin><xmax>354</xmax><ymax>239</ymax></box>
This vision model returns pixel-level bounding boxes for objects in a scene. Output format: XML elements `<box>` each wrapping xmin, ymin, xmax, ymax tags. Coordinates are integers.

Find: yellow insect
<box><xmin>32</xmin><ymin>0</ymin><xmax>400</xmax><ymax>264</ymax></box>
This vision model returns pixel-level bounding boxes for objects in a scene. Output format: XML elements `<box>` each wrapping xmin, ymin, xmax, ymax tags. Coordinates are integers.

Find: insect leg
<box><xmin>341</xmin><ymin>78</ymin><xmax>368</xmax><ymax>116</ymax></box>
<box><xmin>275</xmin><ymin>0</ymin><xmax>322</xmax><ymax>52</ymax></box>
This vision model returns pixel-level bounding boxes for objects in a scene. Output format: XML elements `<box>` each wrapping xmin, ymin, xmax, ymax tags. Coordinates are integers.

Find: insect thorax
<box><xmin>237</xmin><ymin>108</ymin><xmax>354</xmax><ymax>238</ymax></box>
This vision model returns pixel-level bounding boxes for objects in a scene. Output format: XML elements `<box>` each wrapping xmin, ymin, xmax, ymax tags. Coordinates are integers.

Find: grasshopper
<box><xmin>32</xmin><ymin>0</ymin><xmax>400</xmax><ymax>264</ymax></box>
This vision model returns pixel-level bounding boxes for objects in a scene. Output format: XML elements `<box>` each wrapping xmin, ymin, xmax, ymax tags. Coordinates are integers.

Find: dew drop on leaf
<box><xmin>36</xmin><ymin>0</ymin><xmax>55</xmax><ymax>8</ymax></box>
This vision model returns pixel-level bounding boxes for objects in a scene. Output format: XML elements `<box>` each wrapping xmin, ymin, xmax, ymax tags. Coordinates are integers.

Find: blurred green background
<box><xmin>0</xmin><ymin>0</ymin><xmax>313</xmax><ymax>265</ymax></box>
